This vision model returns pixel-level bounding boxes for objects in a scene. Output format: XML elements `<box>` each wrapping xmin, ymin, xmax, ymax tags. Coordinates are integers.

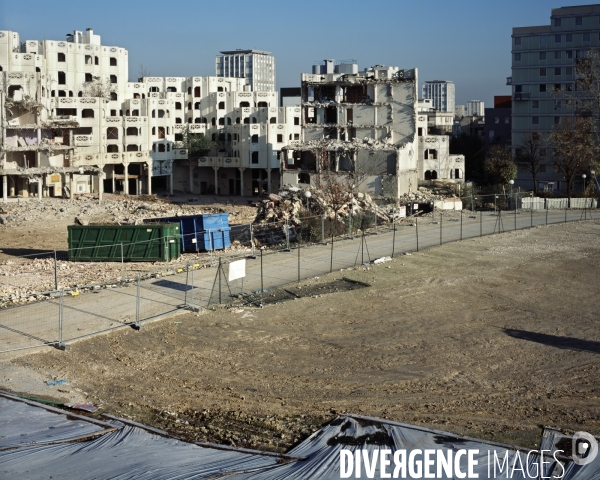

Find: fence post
<box><xmin>135</xmin><ymin>274</ymin><xmax>141</xmax><ymax>328</ymax></box>
<box><xmin>120</xmin><ymin>242</ymin><xmax>124</xmax><ymax>282</ymax></box>
<box><xmin>499</xmin><ymin>209</ymin><xmax>502</xmax><ymax>233</ymax></box>
<box><xmin>54</xmin><ymin>250</ymin><xmax>58</xmax><ymax>291</ymax></box>
<box><xmin>321</xmin><ymin>215</ymin><xmax>325</xmax><ymax>244</ymax></box>
<box><xmin>297</xmin><ymin>245</ymin><xmax>301</xmax><ymax>283</ymax></box>
<box><xmin>58</xmin><ymin>289</ymin><xmax>63</xmax><ymax>347</ymax></box>
<box><xmin>250</xmin><ymin>224</ymin><xmax>255</xmax><ymax>257</ymax></box>
<box><xmin>439</xmin><ymin>212</ymin><xmax>442</xmax><ymax>246</ymax></box>
<box><xmin>330</xmin><ymin>228</ymin><xmax>334</xmax><ymax>273</ymax></box>
<box><xmin>218</xmin><ymin>257</ymin><xmax>222</xmax><ymax>304</ymax></box>
<box><xmin>190</xmin><ymin>262</ymin><xmax>194</xmax><ymax>307</ymax></box>
<box><xmin>184</xmin><ymin>261</ymin><xmax>190</xmax><ymax>306</ymax></box>
<box><xmin>392</xmin><ymin>220</ymin><xmax>396</xmax><ymax>258</ymax></box>
<box><xmin>480</xmin><ymin>210</ymin><xmax>482</xmax><ymax>237</ymax></box>
<box><xmin>460</xmin><ymin>212</ymin><xmax>463</xmax><ymax>241</ymax></box>
<box><xmin>56</xmin><ymin>289</ymin><xmax>69</xmax><ymax>350</ymax></box>
<box><xmin>546</xmin><ymin>205</ymin><xmax>549</xmax><ymax>226</ymax></box>
<box><xmin>416</xmin><ymin>216</ymin><xmax>419</xmax><ymax>252</ymax></box>
<box><xmin>260</xmin><ymin>249</ymin><xmax>264</xmax><ymax>293</ymax></box>
<box><xmin>285</xmin><ymin>218</ymin><xmax>290</xmax><ymax>251</ymax></box>
<box><xmin>361</xmin><ymin>230</ymin><xmax>365</xmax><ymax>265</ymax></box>
<box><xmin>514</xmin><ymin>194</ymin><xmax>517</xmax><ymax>231</ymax></box>
<box><xmin>530</xmin><ymin>203</ymin><xmax>533</xmax><ymax>228</ymax></box>
<box><xmin>565</xmin><ymin>207</ymin><xmax>567</xmax><ymax>223</ymax></box>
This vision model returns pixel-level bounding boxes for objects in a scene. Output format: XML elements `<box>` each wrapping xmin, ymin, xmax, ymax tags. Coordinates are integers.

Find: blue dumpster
<box><xmin>145</xmin><ymin>213</ymin><xmax>230</xmax><ymax>252</ymax></box>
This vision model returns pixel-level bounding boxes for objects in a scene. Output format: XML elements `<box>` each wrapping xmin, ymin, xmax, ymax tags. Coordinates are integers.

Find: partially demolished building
<box><xmin>282</xmin><ymin>65</ymin><xmax>420</xmax><ymax>198</ymax></box>
<box><xmin>0</xmin><ymin>28</ymin><xmax>300</xmax><ymax>201</ymax></box>
<box><xmin>417</xmin><ymin>100</ymin><xmax>465</xmax><ymax>182</ymax></box>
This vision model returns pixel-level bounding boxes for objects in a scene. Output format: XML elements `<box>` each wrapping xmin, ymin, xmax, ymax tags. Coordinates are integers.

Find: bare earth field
<box><xmin>2</xmin><ymin>219</ymin><xmax>600</xmax><ymax>453</ymax></box>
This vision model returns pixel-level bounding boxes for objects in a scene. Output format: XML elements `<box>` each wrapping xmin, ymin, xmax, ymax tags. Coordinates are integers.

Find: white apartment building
<box><xmin>421</xmin><ymin>80</ymin><xmax>455</xmax><ymax>113</ymax></box>
<box><xmin>282</xmin><ymin>65</ymin><xmax>421</xmax><ymax>198</ymax></box>
<box><xmin>0</xmin><ymin>29</ymin><xmax>299</xmax><ymax>201</ymax></box>
<box><xmin>215</xmin><ymin>50</ymin><xmax>275</xmax><ymax>92</ymax></box>
<box><xmin>466</xmin><ymin>100</ymin><xmax>485</xmax><ymax>117</ymax></box>
<box><xmin>510</xmin><ymin>4</ymin><xmax>600</xmax><ymax>193</ymax></box>
<box><xmin>416</xmin><ymin>100</ymin><xmax>465</xmax><ymax>182</ymax></box>
<box><xmin>454</xmin><ymin>104</ymin><xmax>466</xmax><ymax>118</ymax></box>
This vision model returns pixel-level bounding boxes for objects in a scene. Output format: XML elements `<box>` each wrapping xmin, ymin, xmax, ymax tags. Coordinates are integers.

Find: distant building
<box><xmin>280</xmin><ymin>87</ymin><xmax>301</xmax><ymax>107</ymax></box>
<box><xmin>510</xmin><ymin>4</ymin><xmax>600</xmax><ymax>193</ymax></box>
<box><xmin>312</xmin><ymin>59</ymin><xmax>358</xmax><ymax>75</ymax></box>
<box><xmin>484</xmin><ymin>96</ymin><xmax>512</xmax><ymax>152</ymax></box>
<box><xmin>466</xmin><ymin>100</ymin><xmax>485</xmax><ymax>117</ymax></box>
<box><xmin>215</xmin><ymin>49</ymin><xmax>275</xmax><ymax>92</ymax></box>
<box><xmin>421</xmin><ymin>80</ymin><xmax>455</xmax><ymax>113</ymax></box>
<box><xmin>454</xmin><ymin>104</ymin><xmax>466</xmax><ymax>118</ymax></box>
<box><xmin>417</xmin><ymin>99</ymin><xmax>454</xmax><ymax>135</ymax></box>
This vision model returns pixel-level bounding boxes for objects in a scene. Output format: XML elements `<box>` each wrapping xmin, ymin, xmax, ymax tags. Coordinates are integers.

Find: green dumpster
<box><xmin>68</xmin><ymin>224</ymin><xmax>181</xmax><ymax>262</ymax></box>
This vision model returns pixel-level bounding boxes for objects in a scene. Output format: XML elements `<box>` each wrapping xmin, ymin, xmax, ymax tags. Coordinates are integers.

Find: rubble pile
<box><xmin>254</xmin><ymin>185</ymin><xmax>456</xmax><ymax>226</ymax></box>
<box><xmin>254</xmin><ymin>185</ymin><xmax>391</xmax><ymax>225</ymax></box>
<box><xmin>0</xmin><ymin>195</ymin><xmax>257</xmax><ymax>227</ymax></box>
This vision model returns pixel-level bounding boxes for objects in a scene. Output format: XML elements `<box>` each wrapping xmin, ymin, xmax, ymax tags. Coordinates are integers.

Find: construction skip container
<box><xmin>145</xmin><ymin>213</ymin><xmax>230</xmax><ymax>252</ymax></box>
<box><xmin>67</xmin><ymin>224</ymin><xmax>181</xmax><ymax>262</ymax></box>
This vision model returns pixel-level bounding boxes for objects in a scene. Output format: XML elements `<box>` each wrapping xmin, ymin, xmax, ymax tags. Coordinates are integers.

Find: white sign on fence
<box><xmin>228</xmin><ymin>259</ymin><xmax>246</xmax><ymax>282</ymax></box>
<box><xmin>399</xmin><ymin>206</ymin><xmax>406</xmax><ymax>218</ymax></box>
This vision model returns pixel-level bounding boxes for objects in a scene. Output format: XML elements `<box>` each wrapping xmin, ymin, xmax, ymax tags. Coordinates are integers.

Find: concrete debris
<box><xmin>287</xmin><ymin>136</ymin><xmax>397</xmax><ymax>153</ymax></box>
<box><xmin>373</xmin><ymin>256</ymin><xmax>392</xmax><ymax>265</ymax></box>
<box><xmin>254</xmin><ymin>184</ymin><xmax>456</xmax><ymax>226</ymax></box>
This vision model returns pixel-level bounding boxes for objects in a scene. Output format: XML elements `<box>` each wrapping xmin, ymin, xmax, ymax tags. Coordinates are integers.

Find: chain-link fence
<box><xmin>1</xmin><ymin>196</ymin><xmax>598</xmax><ymax>353</ymax></box>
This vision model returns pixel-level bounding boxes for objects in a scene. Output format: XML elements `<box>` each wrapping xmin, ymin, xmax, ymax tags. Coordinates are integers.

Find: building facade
<box><xmin>466</xmin><ymin>100</ymin><xmax>485</xmax><ymax>117</ymax></box>
<box><xmin>215</xmin><ymin>50</ymin><xmax>275</xmax><ymax>92</ymax></box>
<box><xmin>421</xmin><ymin>80</ymin><xmax>455</xmax><ymax>113</ymax></box>
<box><xmin>416</xmin><ymin>100</ymin><xmax>465</xmax><ymax>182</ymax></box>
<box><xmin>0</xmin><ymin>29</ymin><xmax>298</xmax><ymax>201</ymax></box>
<box><xmin>510</xmin><ymin>4</ymin><xmax>600</xmax><ymax>192</ymax></box>
<box><xmin>282</xmin><ymin>65</ymin><xmax>421</xmax><ymax>199</ymax></box>
<box><xmin>484</xmin><ymin>96</ymin><xmax>512</xmax><ymax>152</ymax></box>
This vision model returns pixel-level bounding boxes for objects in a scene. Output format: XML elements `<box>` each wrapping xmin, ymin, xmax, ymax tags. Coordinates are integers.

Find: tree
<box><xmin>515</xmin><ymin>133</ymin><xmax>545</xmax><ymax>195</ymax></box>
<box><xmin>548</xmin><ymin>116</ymin><xmax>596</xmax><ymax>197</ymax></box>
<box><xmin>484</xmin><ymin>145</ymin><xmax>517</xmax><ymax>186</ymax></box>
<box><xmin>180</xmin><ymin>126</ymin><xmax>213</xmax><ymax>159</ymax></box>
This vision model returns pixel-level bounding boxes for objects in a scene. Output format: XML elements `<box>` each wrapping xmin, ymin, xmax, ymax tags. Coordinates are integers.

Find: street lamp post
<box><xmin>582</xmin><ymin>174</ymin><xmax>587</xmax><ymax>192</ymax></box>
<box><xmin>509</xmin><ymin>179</ymin><xmax>515</xmax><ymax>212</ymax></box>
<box><xmin>304</xmin><ymin>190</ymin><xmax>312</xmax><ymax>214</ymax></box>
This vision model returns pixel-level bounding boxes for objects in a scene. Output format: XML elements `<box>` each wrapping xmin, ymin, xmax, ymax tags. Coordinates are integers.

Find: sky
<box><xmin>1</xmin><ymin>0</ymin><xmax>599</xmax><ymax>107</ymax></box>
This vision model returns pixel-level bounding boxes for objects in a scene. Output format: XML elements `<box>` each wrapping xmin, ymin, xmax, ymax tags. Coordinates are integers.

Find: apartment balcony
<box><xmin>506</xmin><ymin>76</ymin><xmax>513</xmax><ymax>85</ymax></box>
<box><xmin>513</xmin><ymin>92</ymin><xmax>530</xmax><ymax>101</ymax></box>
<box><xmin>73</xmin><ymin>135</ymin><xmax>93</xmax><ymax>147</ymax></box>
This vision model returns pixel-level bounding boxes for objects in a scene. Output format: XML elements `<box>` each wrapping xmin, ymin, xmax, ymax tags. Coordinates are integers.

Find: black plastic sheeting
<box><xmin>2</xmin><ymin>392</ymin><xmax>599</xmax><ymax>479</ymax></box>
<box><xmin>0</xmin><ymin>396</ymin><xmax>111</xmax><ymax>450</ymax></box>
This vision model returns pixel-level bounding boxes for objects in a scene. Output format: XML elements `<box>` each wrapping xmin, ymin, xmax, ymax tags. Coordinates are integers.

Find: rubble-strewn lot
<box><xmin>0</xmin><ymin>187</ymin><xmax>457</xmax><ymax>299</ymax></box>
<box><xmin>3</xmin><ymin>219</ymin><xmax>599</xmax><ymax>452</ymax></box>
<box><xmin>0</xmin><ymin>194</ymin><xmax>258</xmax><ymax>298</ymax></box>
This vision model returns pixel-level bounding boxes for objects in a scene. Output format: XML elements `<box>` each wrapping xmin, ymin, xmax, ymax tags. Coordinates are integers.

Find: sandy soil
<box><xmin>3</xmin><ymin>219</ymin><xmax>600</xmax><ymax>453</ymax></box>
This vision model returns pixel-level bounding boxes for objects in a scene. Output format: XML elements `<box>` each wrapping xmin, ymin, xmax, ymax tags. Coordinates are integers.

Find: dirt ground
<box><xmin>3</xmin><ymin>219</ymin><xmax>600</xmax><ymax>453</ymax></box>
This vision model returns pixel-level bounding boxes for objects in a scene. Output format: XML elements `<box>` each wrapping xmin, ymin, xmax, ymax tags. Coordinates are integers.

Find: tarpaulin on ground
<box><xmin>0</xmin><ymin>395</ymin><xmax>110</xmax><ymax>450</ymax></box>
<box><xmin>236</xmin><ymin>415</ymin><xmax>554</xmax><ymax>479</ymax></box>
<box><xmin>4</xmin><ymin>391</ymin><xmax>597</xmax><ymax>479</ymax></box>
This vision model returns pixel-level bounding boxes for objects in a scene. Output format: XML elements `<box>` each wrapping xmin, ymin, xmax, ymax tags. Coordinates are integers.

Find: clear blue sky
<box><xmin>1</xmin><ymin>1</ymin><xmax>598</xmax><ymax>107</ymax></box>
